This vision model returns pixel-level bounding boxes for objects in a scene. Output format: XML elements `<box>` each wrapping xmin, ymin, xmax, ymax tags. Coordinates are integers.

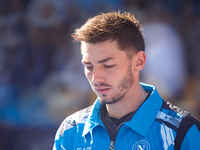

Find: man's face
<box><xmin>81</xmin><ymin>40</ymin><xmax>135</xmax><ymax>105</ymax></box>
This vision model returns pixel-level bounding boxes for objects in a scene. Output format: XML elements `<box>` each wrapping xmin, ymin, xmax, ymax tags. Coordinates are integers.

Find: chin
<box><xmin>99</xmin><ymin>98</ymin><xmax>120</xmax><ymax>105</ymax></box>
<box><xmin>98</xmin><ymin>96</ymin><xmax>110</xmax><ymax>104</ymax></box>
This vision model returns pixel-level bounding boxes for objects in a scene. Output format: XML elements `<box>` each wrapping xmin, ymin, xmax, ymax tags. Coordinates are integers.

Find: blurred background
<box><xmin>0</xmin><ymin>0</ymin><xmax>199</xmax><ymax>149</ymax></box>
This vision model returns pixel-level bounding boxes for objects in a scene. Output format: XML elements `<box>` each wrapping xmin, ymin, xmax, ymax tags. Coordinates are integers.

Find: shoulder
<box><xmin>58</xmin><ymin>105</ymin><xmax>93</xmax><ymax>137</ymax></box>
<box><xmin>162</xmin><ymin>100</ymin><xmax>189</xmax><ymax>116</ymax></box>
<box><xmin>156</xmin><ymin>100</ymin><xmax>200</xmax><ymax>148</ymax></box>
<box><xmin>162</xmin><ymin>100</ymin><xmax>200</xmax><ymax>129</ymax></box>
<box><xmin>156</xmin><ymin>100</ymin><xmax>195</xmax><ymax>132</ymax></box>
<box><xmin>172</xmin><ymin>105</ymin><xmax>200</xmax><ymax>149</ymax></box>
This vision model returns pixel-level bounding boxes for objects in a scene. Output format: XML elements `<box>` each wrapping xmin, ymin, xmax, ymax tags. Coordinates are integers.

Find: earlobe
<box><xmin>134</xmin><ymin>51</ymin><xmax>146</xmax><ymax>71</ymax></box>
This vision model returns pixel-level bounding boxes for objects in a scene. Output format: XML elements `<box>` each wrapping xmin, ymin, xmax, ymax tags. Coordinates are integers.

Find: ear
<box><xmin>133</xmin><ymin>51</ymin><xmax>146</xmax><ymax>71</ymax></box>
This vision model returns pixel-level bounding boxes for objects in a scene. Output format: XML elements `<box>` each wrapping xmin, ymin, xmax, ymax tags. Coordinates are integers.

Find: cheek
<box><xmin>111</xmin><ymin>71</ymin><xmax>127</xmax><ymax>84</ymax></box>
<box><xmin>84</xmin><ymin>71</ymin><xmax>92</xmax><ymax>82</ymax></box>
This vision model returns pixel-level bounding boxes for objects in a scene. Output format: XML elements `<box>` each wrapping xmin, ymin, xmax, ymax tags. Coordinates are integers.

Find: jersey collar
<box><xmin>83</xmin><ymin>83</ymin><xmax>163</xmax><ymax>137</ymax></box>
<box><xmin>82</xmin><ymin>99</ymin><xmax>104</xmax><ymax>136</ymax></box>
<box><xmin>125</xmin><ymin>83</ymin><xmax>163</xmax><ymax>136</ymax></box>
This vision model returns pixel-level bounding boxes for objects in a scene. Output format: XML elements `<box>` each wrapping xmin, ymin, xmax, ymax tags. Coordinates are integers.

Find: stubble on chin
<box><xmin>98</xmin><ymin>93</ymin><xmax>126</xmax><ymax>105</ymax></box>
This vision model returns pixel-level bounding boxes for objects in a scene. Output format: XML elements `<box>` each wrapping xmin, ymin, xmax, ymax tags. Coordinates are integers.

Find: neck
<box><xmin>106</xmin><ymin>83</ymin><xmax>147</xmax><ymax>119</ymax></box>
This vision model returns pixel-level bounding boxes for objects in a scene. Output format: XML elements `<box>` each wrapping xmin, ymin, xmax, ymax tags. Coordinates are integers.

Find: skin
<box><xmin>81</xmin><ymin>40</ymin><xmax>147</xmax><ymax>119</ymax></box>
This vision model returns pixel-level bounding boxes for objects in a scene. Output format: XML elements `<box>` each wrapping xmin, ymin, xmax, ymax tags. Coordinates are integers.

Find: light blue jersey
<box><xmin>53</xmin><ymin>83</ymin><xmax>200</xmax><ymax>150</ymax></box>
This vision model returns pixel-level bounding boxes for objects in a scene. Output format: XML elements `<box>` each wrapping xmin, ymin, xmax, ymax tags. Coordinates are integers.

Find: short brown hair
<box><xmin>72</xmin><ymin>11</ymin><xmax>145</xmax><ymax>56</ymax></box>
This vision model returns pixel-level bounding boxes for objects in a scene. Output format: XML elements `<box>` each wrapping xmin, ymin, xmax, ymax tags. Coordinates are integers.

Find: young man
<box><xmin>53</xmin><ymin>12</ymin><xmax>200</xmax><ymax>150</ymax></box>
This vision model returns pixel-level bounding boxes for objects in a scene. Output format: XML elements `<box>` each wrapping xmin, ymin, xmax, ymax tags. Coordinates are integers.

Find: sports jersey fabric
<box><xmin>53</xmin><ymin>83</ymin><xmax>200</xmax><ymax>150</ymax></box>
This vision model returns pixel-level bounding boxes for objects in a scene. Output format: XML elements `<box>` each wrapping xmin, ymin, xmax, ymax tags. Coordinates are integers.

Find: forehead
<box><xmin>81</xmin><ymin>40</ymin><xmax>126</xmax><ymax>62</ymax></box>
<box><xmin>81</xmin><ymin>40</ymin><xmax>118</xmax><ymax>53</ymax></box>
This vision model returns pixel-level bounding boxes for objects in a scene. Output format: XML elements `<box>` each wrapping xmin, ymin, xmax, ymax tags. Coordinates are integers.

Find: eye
<box><xmin>85</xmin><ymin>65</ymin><xmax>93</xmax><ymax>71</ymax></box>
<box><xmin>104</xmin><ymin>64</ymin><xmax>116</xmax><ymax>68</ymax></box>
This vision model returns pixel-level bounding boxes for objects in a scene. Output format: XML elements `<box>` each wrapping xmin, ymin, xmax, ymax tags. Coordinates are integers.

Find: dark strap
<box><xmin>175</xmin><ymin>115</ymin><xmax>200</xmax><ymax>150</ymax></box>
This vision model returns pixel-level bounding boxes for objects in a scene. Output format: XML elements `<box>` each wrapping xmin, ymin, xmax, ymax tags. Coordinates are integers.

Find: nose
<box><xmin>91</xmin><ymin>67</ymin><xmax>105</xmax><ymax>85</ymax></box>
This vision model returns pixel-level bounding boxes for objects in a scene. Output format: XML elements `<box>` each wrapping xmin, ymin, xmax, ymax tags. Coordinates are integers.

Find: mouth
<box><xmin>95</xmin><ymin>87</ymin><xmax>111</xmax><ymax>95</ymax></box>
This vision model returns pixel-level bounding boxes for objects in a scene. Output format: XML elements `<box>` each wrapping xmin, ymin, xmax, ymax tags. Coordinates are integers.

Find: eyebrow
<box><xmin>82</xmin><ymin>57</ymin><xmax>114</xmax><ymax>65</ymax></box>
<box><xmin>97</xmin><ymin>57</ymin><xmax>114</xmax><ymax>64</ymax></box>
<box><xmin>81</xmin><ymin>61</ymin><xmax>91</xmax><ymax>65</ymax></box>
